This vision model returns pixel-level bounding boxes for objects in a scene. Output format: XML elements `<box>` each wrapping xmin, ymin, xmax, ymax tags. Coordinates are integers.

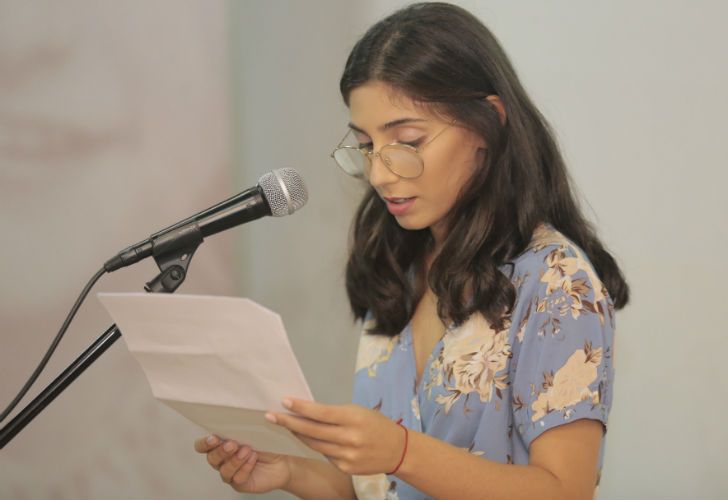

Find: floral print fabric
<box><xmin>351</xmin><ymin>223</ymin><xmax>615</xmax><ymax>500</ymax></box>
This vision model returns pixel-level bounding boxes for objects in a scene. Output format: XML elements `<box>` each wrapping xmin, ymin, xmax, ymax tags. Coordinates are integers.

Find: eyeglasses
<box><xmin>330</xmin><ymin>121</ymin><xmax>454</xmax><ymax>179</ymax></box>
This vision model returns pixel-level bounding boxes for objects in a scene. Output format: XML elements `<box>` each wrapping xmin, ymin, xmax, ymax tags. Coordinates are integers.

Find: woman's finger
<box><xmin>219</xmin><ymin>445</ymin><xmax>253</xmax><ymax>483</ymax></box>
<box><xmin>207</xmin><ymin>439</ymin><xmax>239</xmax><ymax>470</ymax></box>
<box><xmin>283</xmin><ymin>398</ymin><xmax>346</xmax><ymax>424</ymax></box>
<box><xmin>270</xmin><ymin>412</ymin><xmax>344</xmax><ymax>443</ymax></box>
<box><xmin>194</xmin><ymin>434</ymin><xmax>220</xmax><ymax>453</ymax></box>
<box><xmin>291</xmin><ymin>431</ymin><xmax>346</xmax><ymax>459</ymax></box>
<box><xmin>231</xmin><ymin>451</ymin><xmax>258</xmax><ymax>488</ymax></box>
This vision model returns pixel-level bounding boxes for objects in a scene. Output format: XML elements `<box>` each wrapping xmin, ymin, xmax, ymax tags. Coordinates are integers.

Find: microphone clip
<box><xmin>144</xmin><ymin>223</ymin><xmax>203</xmax><ymax>294</ymax></box>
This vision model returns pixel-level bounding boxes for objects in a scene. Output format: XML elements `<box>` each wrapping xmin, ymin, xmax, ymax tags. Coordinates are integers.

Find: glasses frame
<box><xmin>330</xmin><ymin>120</ymin><xmax>455</xmax><ymax>179</ymax></box>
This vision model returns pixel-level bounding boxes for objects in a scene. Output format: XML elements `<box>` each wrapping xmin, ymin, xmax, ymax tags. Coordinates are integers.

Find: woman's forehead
<box><xmin>348</xmin><ymin>81</ymin><xmax>434</xmax><ymax>129</ymax></box>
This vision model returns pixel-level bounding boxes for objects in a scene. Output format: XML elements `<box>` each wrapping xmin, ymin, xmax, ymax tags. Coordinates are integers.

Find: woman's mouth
<box><xmin>383</xmin><ymin>196</ymin><xmax>416</xmax><ymax>215</ymax></box>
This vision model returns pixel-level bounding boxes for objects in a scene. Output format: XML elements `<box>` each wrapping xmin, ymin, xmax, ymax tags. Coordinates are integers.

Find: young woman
<box><xmin>195</xmin><ymin>3</ymin><xmax>629</xmax><ymax>499</ymax></box>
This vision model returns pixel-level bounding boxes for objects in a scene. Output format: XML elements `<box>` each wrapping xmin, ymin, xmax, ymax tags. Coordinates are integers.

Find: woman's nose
<box><xmin>367</xmin><ymin>151</ymin><xmax>399</xmax><ymax>188</ymax></box>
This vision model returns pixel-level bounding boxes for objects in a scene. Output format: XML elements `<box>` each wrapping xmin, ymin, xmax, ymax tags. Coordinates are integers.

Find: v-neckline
<box><xmin>405</xmin><ymin>321</ymin><xmax>448</xmax><ymax>392</ymax></box>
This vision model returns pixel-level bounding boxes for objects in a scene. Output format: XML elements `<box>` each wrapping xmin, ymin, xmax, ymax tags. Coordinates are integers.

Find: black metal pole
<box><xmin>0</xmin><ymin>324</ymin><xmax>121</xmax><ymax>448</ymax></box>
<box><xmin>0</xmin><ymin>241</ymin><xmax>199</xmax><ymax>449</ymax></box>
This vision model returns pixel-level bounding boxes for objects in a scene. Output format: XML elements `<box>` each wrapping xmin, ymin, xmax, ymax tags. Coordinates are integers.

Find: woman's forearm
<box><xmin>395</xmin><ymin>431</ymin><xmax>567</xmax><ymax>500</ymax></box>
<box><xmin>284</xmin><ymin>456</ymin><xmax>356</xmax><ymax>500</ymax></box>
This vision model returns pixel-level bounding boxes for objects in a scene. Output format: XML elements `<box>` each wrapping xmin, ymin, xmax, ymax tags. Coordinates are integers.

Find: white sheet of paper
<box><xmin>97</xmin><ymin>292</ymin><xmax>321</xmax><ymax>459</ymax></box>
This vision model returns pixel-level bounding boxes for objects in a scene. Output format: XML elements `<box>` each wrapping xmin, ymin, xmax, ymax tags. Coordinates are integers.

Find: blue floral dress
<box><xmin>351</xmin><ymin>223</ymin><xmax>616</xmax><ymax>500</ymax></box>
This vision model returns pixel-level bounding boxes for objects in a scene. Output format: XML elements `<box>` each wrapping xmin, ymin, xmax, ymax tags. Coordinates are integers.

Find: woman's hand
<box><xmin>193</xmin><ymin>435</ymin><xmax>292</xmax><ymax>494</ymax></box>
<box><xmin>266</xmin><ymin>399</ymin><xmax>406</xmax><ymax>476</ymax></box>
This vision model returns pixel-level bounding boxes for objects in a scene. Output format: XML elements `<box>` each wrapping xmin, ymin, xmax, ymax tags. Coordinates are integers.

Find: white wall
<box><xmin>230</xmin><ymin>2</ymin><xmax>368</xmax><ymax>497</ymax></box>
<box><xmin>230</xmin><ymin>0</ymin><xmax>367</xmax><ymax>409</ymax></box>
<box><xmin>232</xmin><ymin>1</ymin><xmax>727</xmax><ymax>499</ymax></box>
<box><xmin>443</xmin><ymin>2</ymin><xmax>727</xmax><ymax>498</ymax></box>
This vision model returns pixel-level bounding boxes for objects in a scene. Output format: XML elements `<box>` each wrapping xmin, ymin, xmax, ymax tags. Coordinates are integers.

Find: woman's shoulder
<box><xmin>353</xmin><ymin>314</ymin><xmax>400</xmax><ymax>376</ymax></box>
<box><xmin>505</xmin><ymin>222</ymin><xmax>615</xmax><ymax>345</ymax></box>
<box><xmin>507</xmin><ymin>222</ymin><xmax>609</xmax><ymax>303</ymax></box>
<box><xmin>510</xmin><ymin>222</ymin><xmax>585</xmax><ymax>270</ymax></box>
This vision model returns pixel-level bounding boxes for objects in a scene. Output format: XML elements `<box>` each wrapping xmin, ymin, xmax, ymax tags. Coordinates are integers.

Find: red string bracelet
<box><xmin>387</xmin><ymin>417</ymin><xmax>408</xmax><ymax>475</ymax></box>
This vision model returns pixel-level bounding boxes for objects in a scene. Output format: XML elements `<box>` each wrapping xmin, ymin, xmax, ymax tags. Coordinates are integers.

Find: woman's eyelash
<box><xmin>358</xmin><ymin>139</ymin><xmax>423</xmax><ymax>149</ymax></box>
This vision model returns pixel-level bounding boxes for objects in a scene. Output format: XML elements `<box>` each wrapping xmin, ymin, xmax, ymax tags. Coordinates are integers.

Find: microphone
<box><xmin>104</xmin><ymin>168</ymin><xmax>307</xmax><ymax>272</ymax></box>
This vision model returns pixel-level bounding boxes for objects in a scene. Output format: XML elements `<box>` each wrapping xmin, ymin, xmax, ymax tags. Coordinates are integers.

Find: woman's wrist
<box><xmin>280</xmin><ymin>455</ymin><xmax>300</xmax><ymax>493</ymax></box>
<box><xmin>282</xmin><ymin>456</ymin><xmax>355</xmax><ymax>500</ymax></box>
<box><xmin>387</xmin><ymin>418</ymin><xmax>409</xmax><ymax>475</ymax></box>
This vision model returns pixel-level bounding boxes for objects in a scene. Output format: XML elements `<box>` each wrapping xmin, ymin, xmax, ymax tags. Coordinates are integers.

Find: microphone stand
<box><xmin>0</xmin><ymin>236</ymin><xmax>202</xmax><ymax>449</ymax></box>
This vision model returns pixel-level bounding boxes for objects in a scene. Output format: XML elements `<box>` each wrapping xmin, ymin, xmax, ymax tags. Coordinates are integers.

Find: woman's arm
<box><xmin>285</xmin><ymin>457</ymin><xmax>356</xmax><ymax>500</ymax></box>
<box><xmin>194</xmin><ymin>436</ymin><xmax>355</xmax><ymax>499</ymax></box>
<box><xmin>395</xmin><ymin>418</ymin><xmax>602</xmax><ymax>500</ymax></box>
<box><xmin>268</xmin><ymin>399</ymin><xmax>602</xmax><ymax>500</ymax></box>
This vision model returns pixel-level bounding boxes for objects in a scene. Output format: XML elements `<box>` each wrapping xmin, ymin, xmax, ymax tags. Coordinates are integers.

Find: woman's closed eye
<box><xmin>358</xmin><ymin>138</ymin><xmax>424</xmax><ymax>150</ymax></box>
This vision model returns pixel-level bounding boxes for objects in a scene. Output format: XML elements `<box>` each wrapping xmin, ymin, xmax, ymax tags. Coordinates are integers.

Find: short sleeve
<box><xmin>510</xmin><ymin>243</ymin><xmax>616</xmax><ymax>449</ymax></box>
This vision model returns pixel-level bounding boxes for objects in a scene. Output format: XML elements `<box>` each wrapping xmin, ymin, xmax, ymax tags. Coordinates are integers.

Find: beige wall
<box><xmin>0</xmin><ymin>1</ymin><xmax>239</xmax><ymax>498</ymax></box>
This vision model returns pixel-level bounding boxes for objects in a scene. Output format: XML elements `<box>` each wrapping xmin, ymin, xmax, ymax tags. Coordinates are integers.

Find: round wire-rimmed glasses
<box><xmin>330</xmin><ymin>121</ymin><xmax>454</xmax><ymax>179</ymax></box>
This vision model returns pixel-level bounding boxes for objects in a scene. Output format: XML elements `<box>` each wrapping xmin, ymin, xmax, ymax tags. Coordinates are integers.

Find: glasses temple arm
<box><xmin>330</xmin><ymin>128</ymin><xmax>354</xmax><ymax>157</ymax></box>
<box><xmin>418</xmin><ymin>119</ymin><xmax>456</xmax><ymax>152</ymax></box>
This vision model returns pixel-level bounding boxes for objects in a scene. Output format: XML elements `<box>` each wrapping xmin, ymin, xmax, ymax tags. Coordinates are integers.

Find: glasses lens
<box><xmin>333</xmin><ymin>147</ymin><xmax>367</xmax><ymax>177</ymax></box>
<box><xmin>380</xmin><ymin>145</ymin><xmax>423</xmax><ymax>178</ymax></box>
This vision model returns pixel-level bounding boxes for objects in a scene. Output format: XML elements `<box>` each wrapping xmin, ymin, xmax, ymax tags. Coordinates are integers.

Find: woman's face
<box><xmin>347</xmin><ymin>81</ymin><xmax>486</xmax><ymax>244</ymax></box>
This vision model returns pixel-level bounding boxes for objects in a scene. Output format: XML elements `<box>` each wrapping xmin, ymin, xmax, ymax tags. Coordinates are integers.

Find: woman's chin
<box><xmin>392</xmin><ymin>215</ymin><xmax>430</xmax><ymax>231</ymax></box>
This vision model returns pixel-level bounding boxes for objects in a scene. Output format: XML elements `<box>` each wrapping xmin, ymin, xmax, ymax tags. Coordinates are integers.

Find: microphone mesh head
<box><xmin>258</xmin><ymin>168</ymin><xmax>308</xmax><ymax>217</ymax></box>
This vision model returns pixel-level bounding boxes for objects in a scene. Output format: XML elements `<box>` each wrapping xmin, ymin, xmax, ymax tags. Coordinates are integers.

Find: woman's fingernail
<box><xmin>237</xmin><ymin>446</ymin><xmax>251</xmax><ymax>460</ymax></box>
<box><xmin>206</xmin><ymin>435</ymin><xmax>217</xmax><ymax>445</ymax></box>
<box><xmin>265</xmin><ymin>412</ymin><xmax>277</xmax><ymax>424</ymax></box>
<box><xmin>282</xmin><ymin>398</ymin><xmax>293</xmax><ymax>409</ymax></box>
<box><xmin>223</xmin><ymin>441</ymin><xmax>236</xmax><ymax>453</ymax></box>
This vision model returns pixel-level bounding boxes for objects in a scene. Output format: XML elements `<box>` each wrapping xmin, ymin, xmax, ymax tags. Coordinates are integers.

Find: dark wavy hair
<box><xmin>341</xmin><ymin>2</ymin><xmax>630</xmax><ymax>336</ymax></box>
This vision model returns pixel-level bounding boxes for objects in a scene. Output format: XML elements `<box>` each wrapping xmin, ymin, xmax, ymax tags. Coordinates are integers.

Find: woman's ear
<box><xmin>486</xmin><ymin>95</ymin><xmax>507</xmax><ymax>126</ymax></box>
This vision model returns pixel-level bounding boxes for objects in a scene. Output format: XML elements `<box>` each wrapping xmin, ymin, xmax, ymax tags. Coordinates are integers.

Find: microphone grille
<box><xmin>258</xmin><ymin>168</ymin><xmax>308</xmax><ymax>217</ymax></box>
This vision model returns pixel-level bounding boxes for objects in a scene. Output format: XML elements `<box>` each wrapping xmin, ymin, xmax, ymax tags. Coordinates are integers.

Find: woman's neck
<box><xmin>429</xmin><ymin>223</ymin><xmax>446</xmax><ymax>250</ymax></box>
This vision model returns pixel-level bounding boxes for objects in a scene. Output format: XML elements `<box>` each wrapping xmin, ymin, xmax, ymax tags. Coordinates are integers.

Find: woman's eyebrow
<box><xmin>348</xmin><ymin>117</ymin><xmax>428</xmax><ymax>135</ymax></box>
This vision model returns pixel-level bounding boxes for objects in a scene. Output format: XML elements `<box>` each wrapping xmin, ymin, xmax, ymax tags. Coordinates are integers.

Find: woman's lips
<box><xmin>383</xmin><ymin>196</ymin><xmax>416</xmax><ymax>216</ymax></box>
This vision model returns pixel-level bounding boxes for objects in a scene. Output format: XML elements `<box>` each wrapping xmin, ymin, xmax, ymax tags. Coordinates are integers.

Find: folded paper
<box><xmin>97</xmin><ymin>292</ymin><xmax>320</xmax><ymax>459</ymax></box>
